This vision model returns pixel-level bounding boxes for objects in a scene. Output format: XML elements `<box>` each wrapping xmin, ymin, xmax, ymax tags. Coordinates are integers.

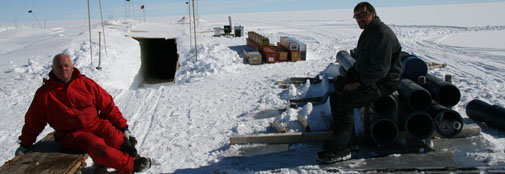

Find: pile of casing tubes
<box><xmin>337</xmin><ymin>50</ymin><xmax>463</xmax><ymax>146</ymax></box>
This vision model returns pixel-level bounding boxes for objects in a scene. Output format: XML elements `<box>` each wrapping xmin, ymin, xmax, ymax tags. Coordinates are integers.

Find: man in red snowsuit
<box><xmin>16</xmin><ymin>54</ymin><xmax>151</xmax><ymax>173</ymax></box>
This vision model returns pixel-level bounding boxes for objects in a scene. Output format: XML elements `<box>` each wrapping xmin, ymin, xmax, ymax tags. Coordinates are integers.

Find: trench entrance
<box><xmin>134</xmin><ymin>37</ymin><xmax>179</xmax><ymax>84</ymax></box>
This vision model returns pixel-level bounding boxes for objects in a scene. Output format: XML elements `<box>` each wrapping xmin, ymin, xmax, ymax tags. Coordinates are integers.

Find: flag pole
<box><xmin>141</xmin><ymin>5</ymin><xmax>146</xmax><ymax>22</ymax></box>
<box><xmin>126</xmin><ymin>0</ymin><xmax>131</xmax><ymax>19</ymax></box>
<box><xmin>192</xmin><ymin>0</ymin><xmax>198</xmax><ymax>62</ymax></box>
<box><xmin>131</xmin><ymin>0</ymin><xmax>136</xmax><ymax>21</ymax></box>
<box><xmin>87</xmin><ymin>0</ymin><xmax>93</xmax><ymax>66</ymax></box>
<box><xmin>98</xmin><ymin>0</ymin><xmax>108</xmax><ymax>57</ymax></box>
<box><xmin>124</xmin><ymin>0</ymin><xmax>127</xmax><ymax>19</ymax></box>
<box><xmin>97</xmin><ymin>31</ymin><xmax>102</xmax><ymax>70</ymax></box>
<box><xmin>187</xmin><ymin>1</ymin><xmax>192</xmax><ymax>49</ymax></box>
<box><xmin>28</xmin><ymin>10</ymin><xmax>43</xmax><ymax>29</ymax></box>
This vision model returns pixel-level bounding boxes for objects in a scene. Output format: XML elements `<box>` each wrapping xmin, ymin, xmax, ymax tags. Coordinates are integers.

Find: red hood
<box><xmin>44</xmin><ymin>67</ymin><xmax>83</xmax><ymax>87</ymax></box>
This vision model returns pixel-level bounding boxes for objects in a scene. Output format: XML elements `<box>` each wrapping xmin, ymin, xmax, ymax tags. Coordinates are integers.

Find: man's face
<box><xmin>52</xmin><ymin>54</ymin><xmax>74</xmax><ymax>83</ymax></box>
<box><xmin>354</xmin><ymin>8</ymin><xmax>374</xmax><ymax>29</ymax></box>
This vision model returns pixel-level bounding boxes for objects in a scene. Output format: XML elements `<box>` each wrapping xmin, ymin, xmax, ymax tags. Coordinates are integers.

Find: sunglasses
<box><xmin>353</xmin><ymin>11</ymin><xmax>369</xmax><ymax>19</ymax></box>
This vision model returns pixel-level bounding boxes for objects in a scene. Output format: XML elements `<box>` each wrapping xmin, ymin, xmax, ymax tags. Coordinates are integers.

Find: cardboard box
<box><xmin>290</xmin><ymin>38</ymin><xmax>307</xmax><ymax>60</ymax></box>
<box><xmin>243</xmin><ymin>48</ymin><xmax>262</xmax><ymax>65</ymax></box>
<box><xmin>246</xmin><ymin>38</ymin><xmax>259</xmax><ymax>50</ymax></box>
<box><xmin>273</xmin><ymin>46</ymin><xmax>288</xmax><ymax>61</ymax></box>
<box><xmin>262</xmin><ymin>47</ymin><xmax>276</xmax><ymax>64</ymax></box>
<box><xmin>260</xmin><ymin>36</ymin><xmax>270</xmax><ymax>47</ymax></box>
<box><xmin>290</xmin><ymin>51</ymin><xmax>301</xmax><ymax>62</ymax></box>
<box><xmin>280</xmin><ymin>37</ymin><xmax>299</xmax><ymax>51</ymax></box>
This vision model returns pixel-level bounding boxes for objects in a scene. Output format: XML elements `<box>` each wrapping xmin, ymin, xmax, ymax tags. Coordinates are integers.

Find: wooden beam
<box><xmin>431</xmin><ymin>123</ymin><xmax>481</xmax><ymax>138</ymax></box>
<box><xmin>0</xmin><ymin>132</ymin><xmax>56</xmax><ymax>171</ymax></box>
<box><xmin>427</xmin><ymin>61</ymin><xmax>447</xmax><ymax>70</ymax></box>
<box><xmin>289</xmin><ymin>96</ymin><xmax>325</xmax><ymax>103</ymax></box>
<box><xmin>230</xmin><ymin>123</ymin><xmax>481</xmax><ymax>145</ymax></box>
<box><xmin>230</xmin><ymin>131</ymin><xmax>333</xmax><ymax>145</ymax></box>
<box><xmin>65</xmin><ymin>153</ymin><xmax>88</xmax><ymax>174</ymax></box>
<box><xmin>278</xmin><ymin>84</ymin><xmax>291</xmax><ymax>89</ymax></box>
<box><xmin>0</xmin><ymin>132</ymin><xmax>88</xmax><ymax>174</ymax></box>
<box><xmin>289</xmin><ymin>77</ymin><xmax>315</xmax><ymax>82</ymax></box>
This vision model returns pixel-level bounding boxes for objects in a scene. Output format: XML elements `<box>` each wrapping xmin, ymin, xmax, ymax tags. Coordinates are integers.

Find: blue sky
<box><xmin>1</xmin><ymin>0</ymin><xmax>505</xmax><ymax>23</ymax></box>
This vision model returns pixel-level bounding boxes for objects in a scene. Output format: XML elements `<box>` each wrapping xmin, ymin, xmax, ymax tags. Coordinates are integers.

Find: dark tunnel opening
<box><xmin>134</xmin><ymin>37</ymin><xmax>179</xmax><ymax>84</ymax></box>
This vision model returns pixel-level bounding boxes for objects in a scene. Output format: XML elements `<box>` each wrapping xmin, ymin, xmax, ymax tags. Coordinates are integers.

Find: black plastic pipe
<box><xmin>336</xmin><ymin>50</ymin><xmax>355</xmax><ymax>71</ymax></box>
<box><xmin>424</xmin><ymin>74</ymin><xmax>461</xmax><ymax>107</ymax></box>
<box><xmin>371</xmin><ymin>94</ymin><xmax>398</xmax><ymax>117</ymax></box>
<box><xmin>400</xmin><ymin>52</ymin><xmax>428</xmax><ymax>81</ymax></box>
<box><xmin>399</xmin><ymin>108</ymin><xmax>435</xmax><ymax>139</ymax></box>
<box><xmin>398</xmin><ymin>78</ymin><xmax>432</xmax><ymax>111</ymax></box>
<box><xmin>428</xmin><ymin>102</ymin><xmax>464</xmax><ymax>138</ymax></box>
<box><xmin>466</xmin><ymin>99</ymin><xmax>505</xmax><ymax>132</ymax></box>
<box><xmin>338</xmin><ymin>66</ymin><xmax>348</xmax><ymax>77</ymax></box>
<box><xmin>369</xmin><ymin>113</ymin><xmax>399</xmax><ymax>146</ymax></box>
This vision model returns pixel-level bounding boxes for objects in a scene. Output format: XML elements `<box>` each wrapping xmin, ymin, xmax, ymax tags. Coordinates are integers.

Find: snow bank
<box><xmin>176</xmin><ymin>42</ymin><xmax>244</xmax><ymax>83</ymax></box>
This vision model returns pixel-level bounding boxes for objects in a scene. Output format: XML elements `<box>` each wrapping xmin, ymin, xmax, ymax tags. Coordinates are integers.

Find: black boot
<box><xmin>133</xmin><ymin>156</ymin><xmax>152</xmax><ymax>172</ymax></box>
<box><xmin>317</xmin><ymin>149</ymin><xmax>351</xmax><ymax>164</ymax></box>
<box><xmin>318</xmin><ymin>106</ymin><xmax>354</xmax><ymax>164</ymax></box>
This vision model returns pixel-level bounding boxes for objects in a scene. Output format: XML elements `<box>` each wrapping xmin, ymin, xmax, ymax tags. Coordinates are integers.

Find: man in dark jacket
<box><xmin>15</xmin><ymin>54</ymin><xmax>151</xmax><ymax>173</ymax></box>
<box><xmin>317</xmin><ymin>2</ymin><xmax>402</xmax><ymax>164</ymax></box>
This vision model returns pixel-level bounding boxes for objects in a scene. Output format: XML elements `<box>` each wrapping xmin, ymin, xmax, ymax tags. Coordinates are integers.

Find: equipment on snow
<box><xmin>467</xmin><ymin>99</ymin><xmax>505</xmax><ymax>132</ymax></box>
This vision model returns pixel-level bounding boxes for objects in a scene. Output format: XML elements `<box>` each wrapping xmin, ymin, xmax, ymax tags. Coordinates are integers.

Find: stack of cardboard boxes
<box><xmin>243</xmin><ymin>32</ymin><xmax>307</xmax><ymax>64</ymax></box>
<box><xmin>279</xmin><ymin>36</ymin><xmax>306</xmax><ymax>61</ymax></box>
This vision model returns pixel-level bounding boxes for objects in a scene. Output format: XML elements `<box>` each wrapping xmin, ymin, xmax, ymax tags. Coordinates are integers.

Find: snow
<box><xmin>2</xmin><ymin>1</ymin><xmax>505</xmax><ymax>173</ymax></box>
<box><xmin>441</xmin><ymin>30</ymin><xmax>505</xmax><ymax>49</ymax></box>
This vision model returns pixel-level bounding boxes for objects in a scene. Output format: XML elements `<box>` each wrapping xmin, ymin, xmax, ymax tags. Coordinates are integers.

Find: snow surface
<box><xmin>1</xmin><ymin>2</ymin><xmax>505</xmax><ymax>173</ymax></box>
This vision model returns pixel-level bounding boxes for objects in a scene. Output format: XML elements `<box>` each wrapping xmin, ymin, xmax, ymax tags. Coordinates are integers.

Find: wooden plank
<box><xmin>270</xmin><ymin>120</ymin><xmax>287</xmax><ymax>133</ymax></box>
<box><xmin>230</xmin><ymin>123</ymin><xmax>481</xmax><ymax>145</ymax></box>
<box><xmin>278</xmin><ymin>84</ymin><xmax>292</xmax><ymax>89</ymax></box>
<box><xmin>238</xmin><ymin>144</ymin><xmax>290</xmax><ymax>157</ymax></box>
<box><xmin>288</xmin><ymin>77</ymin><xmax>317</xmax><ymax>83</ymax></box>
<box><xmin>431</xmin><ymin>123</ymin><xmax>481</xmax><ymax>138</ymax></box>
<box><xmin>230</xmin><ymin>131</ymin><xmax>333</xmax><ymax>145</ymax></box>
<box><xmin>289</xmin><ymin>96</ymin><xmax>325</xmax><ymax>103</ymax></box>
<box><xmin>0</xmin><ymin>132</ymin><xmax>88</xmax><ymax>174</ymax></box>
<box><xmin>427</xmin><ymin>61</ymin><xmax>447</xmax><ymax>70</ymax></box>
<box><xmin>277</xmin><ymin>76</ymin><xmax>325</xmax><ymax>88</ymax></box>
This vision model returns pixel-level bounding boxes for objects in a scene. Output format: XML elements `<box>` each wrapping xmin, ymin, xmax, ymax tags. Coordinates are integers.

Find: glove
<box><xmin>347</xmin><ymin>66</ymin><xmax>360</xmax><ymax>82</ymax></box>
<box><xmin>123</xmin><ymin>129</ymin><xmax>138</xmax><ymax>146</ymax></box>
<box><xmin>15</xmin><ymin>145</ymin><xmax>30</xmax><ymax>157</ymax></box>
<box><xmin>121</xmin><ymin>128</ymin><xmax>138</xmax><ymax>157</ymax></box>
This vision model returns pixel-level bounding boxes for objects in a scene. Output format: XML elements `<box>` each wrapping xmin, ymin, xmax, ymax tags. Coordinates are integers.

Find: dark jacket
<box><xmin>19</xmin><ymin>68</ymin><xmax>128</xmax><ymax>147</ymax></box>
<box><xmin>353</xmin><ymin>17</ymin><xmax>402</xmax><ymax>87</ymax></box>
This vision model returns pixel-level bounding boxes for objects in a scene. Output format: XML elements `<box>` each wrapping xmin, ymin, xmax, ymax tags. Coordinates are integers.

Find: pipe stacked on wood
<box><xmin>429</xmin><ymin>102</ymin><xmax>463</xmax><ymax>138</ymax></box>
<box><xmin>335</xmin><ymin>50</ymin><xmax>464</xmax><ymax>146</ymax></box>
<box><xmin>369</xmin><ymin>94</ymin><xmax>399</xmax><ymax>146</ymax></box>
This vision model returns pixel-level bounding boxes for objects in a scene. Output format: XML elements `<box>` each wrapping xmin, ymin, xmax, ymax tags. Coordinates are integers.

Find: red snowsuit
<box><xmin>19</xmin><ymin>68</ymin><xmax>134</xmax><ymax>173</ymax></box>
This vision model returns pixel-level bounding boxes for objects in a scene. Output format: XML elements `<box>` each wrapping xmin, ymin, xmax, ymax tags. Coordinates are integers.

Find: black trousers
<box><xmin>324</xmin><ymin>78</ymin><xmax>397</xmax><ymax>151</ymax></box>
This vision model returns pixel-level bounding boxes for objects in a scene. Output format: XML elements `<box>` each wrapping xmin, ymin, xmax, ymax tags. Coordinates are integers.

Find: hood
<box><xmin>43</xmin><ymin>67</ymin><xmax>82</xmax><ymax>87</ymax></box>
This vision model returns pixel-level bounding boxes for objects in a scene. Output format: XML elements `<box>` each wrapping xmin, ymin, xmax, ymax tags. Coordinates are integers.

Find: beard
<box><xmin>358</xmin><ymin>21</ymin><xmax>367</xmax><ymax>29</ymax></box>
